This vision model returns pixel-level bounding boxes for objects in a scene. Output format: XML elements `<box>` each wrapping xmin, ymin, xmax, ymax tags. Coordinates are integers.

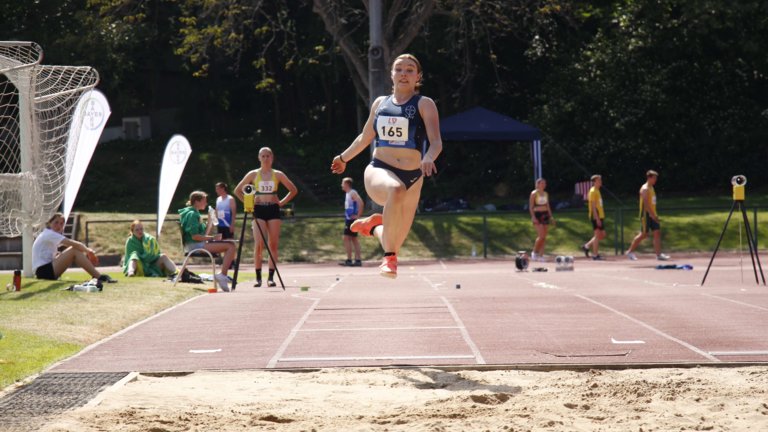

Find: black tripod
<box><xmin>232</xmin><ymin>211</ymin><xmax>286</xmax><ymax>290</ymax></box>
<box><xmin>701</xmin><ymin>200</ymin><xmax>765</xmax><ymax>286</ymax></box>
<box><xmin>231</xmin><ymin>210</ymin><xmax>249</xmax><ymax>291</ymax></box>
<box><xmin>252</xmin><ymin>216</ymin><xmax>285</xmax><ymax>290</ymax></box>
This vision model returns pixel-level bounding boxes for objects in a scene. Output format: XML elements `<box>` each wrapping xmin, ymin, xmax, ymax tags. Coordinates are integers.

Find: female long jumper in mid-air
<box><xmin>330</xmin><ymin>53</ymin><xmax>443</xmax><ymax>279</ymax></box>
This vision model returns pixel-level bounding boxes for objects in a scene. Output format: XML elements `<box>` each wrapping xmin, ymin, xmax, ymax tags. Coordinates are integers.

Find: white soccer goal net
<box><xmin>0</xmin><ymin>41</ymin><xmax>99</xmax><ymax>237</ymax></box>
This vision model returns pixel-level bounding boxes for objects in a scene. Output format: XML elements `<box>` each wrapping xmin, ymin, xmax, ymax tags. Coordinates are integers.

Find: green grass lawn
<box><xmin>0</xmin><ymin>271</ymin><xmax>204</xmax><ymax>390</ymax></box>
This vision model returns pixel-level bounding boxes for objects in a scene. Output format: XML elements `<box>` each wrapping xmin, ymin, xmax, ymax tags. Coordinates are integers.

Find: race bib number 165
<box><xmin>376</xmin><ymin>116</ymin><xmax>409</xmax><ymax>143</ymax></box>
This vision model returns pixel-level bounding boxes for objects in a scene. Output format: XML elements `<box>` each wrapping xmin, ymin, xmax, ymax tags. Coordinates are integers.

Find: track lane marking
<box><xmin>268</xmin><ymin>276</ymin><xmax>344</xmax><ymax>368</ymax></box>
<box><xmin>440</xmin><ymin>296</ymin><xmax>486</xmax><ymax>364</ymax></box>
<box><xmin>279</xmin><ymin>355</ymin><xmax>475</xmax><ymax>363</ymax></box>
<box><xmin>574</xmin><ymin>294</ymin><xmax>719</xmax><ymax>362</ymax></box>
<box><xmin>298</xmin><ymin>326</ymin><xmax>461</xmax><ymax>332</ymax></box>
<box><xmin>267</xmin><ymin>297</ymin><xmax>321</xmax><ymax>368</ymax></box>
<box><xmin>592</xmin><ymin>273</ymin><xmax>699</xmax><ymax>288</ymax></box>
<box><xmin>701</xmin><ymin>293</ymin><xmax>768</xmax><ymax>311</ymax></box>
<box><xmin>708</xmin><ymin>351</ymin><xmax>768</xmax><ymax>356</ymax></box>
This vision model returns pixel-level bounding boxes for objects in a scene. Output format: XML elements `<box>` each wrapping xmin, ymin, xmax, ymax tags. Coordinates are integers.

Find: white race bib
<box><xmin>258</xmin><ymin>181</ymin><xmax>275</xmax><ymax>194</ymax></box>
<box><xmin>376</xmin><ymin>116</ymin><xmax>409</xmax><ymax>143</ymax></box>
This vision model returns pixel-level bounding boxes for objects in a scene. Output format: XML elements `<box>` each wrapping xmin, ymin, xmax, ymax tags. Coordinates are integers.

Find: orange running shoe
<box><xmin>379</xmin><ymin>254</ymin><xmax>397</xmax><ymax>279</ymax></box>
<box><xmin>350</xmin><ymin>213</ymin><xmax>382</xmax><ymax>237</ymax></box>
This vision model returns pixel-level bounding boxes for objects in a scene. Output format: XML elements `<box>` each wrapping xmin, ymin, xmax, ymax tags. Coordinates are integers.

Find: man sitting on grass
<box><xmin>32</xmin><ymin>212</ymin><xmax>116</xmax><ymax>284</ymax></box>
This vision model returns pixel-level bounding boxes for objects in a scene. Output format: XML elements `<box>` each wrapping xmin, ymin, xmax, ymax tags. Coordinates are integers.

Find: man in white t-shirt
<box><xmin>32</xmin><ymin>213</ymin><xmax>115</xmax><ymax>283</ymax></box>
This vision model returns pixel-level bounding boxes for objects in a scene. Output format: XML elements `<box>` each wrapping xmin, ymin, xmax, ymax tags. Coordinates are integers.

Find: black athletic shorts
<box><xmin>371</xmin><ymin>158</ymin><xmax>422</xmax><ymax>189</ymax></box>
<box><xmin>533</xmin><ymin>211</ymin><xmax>551</xmax><ymax>225</ymax></box>
<box><xmin>344</xmin><ymin>219</ymin><xmax>358</xmax><ymax>237</ymax></box>
<box><xmin>642</xmin><ymin>212</ymin><xmax>661</xmax><ymax>232</ymax></box>
<box><xmin>253</xmin><ymin>203</ymin><xmax>281</xmax><ymax>221</ymax></box>
<box><xmin>591</xmin><ymin>218</ymin><xmax>605</xmax><ymax>231</ymax></box>
<box><xmin>217</xmin><ymin>225</ymin><xmax>234</xmax><ymax>239</ymax></box>
<box><xmin>35</xmin><ymin>262</ymin><xmax>57</xmax><ymax>280</ymax></box>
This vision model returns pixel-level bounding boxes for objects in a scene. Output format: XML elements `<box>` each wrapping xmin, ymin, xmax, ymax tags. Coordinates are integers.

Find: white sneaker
<box><xmin>657</xmin><ymin>253</ymin><xmax>671</xmax><ymax>261</ymax></box>
<box><xmin>531</xmin><ymin>252</ymin><xmax>539</xmax><ymax>261</ymax></box>
<box><xmin>214</xmin><ymin>273</ymin><xmax>230</xmax><ymax>292</ymax></box>
<box><xmin>627</xmin><ymin>252</ymin><xmax>638</xmax><ymax>261</ymax></box>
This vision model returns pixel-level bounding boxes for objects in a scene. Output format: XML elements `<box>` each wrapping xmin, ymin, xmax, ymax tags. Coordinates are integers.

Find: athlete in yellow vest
<box><xmin>626</xmin><ymin>170</ymin><xmax>670</xmax><ymax>261</ymax></box>
<box><xmin>582</xmin><ymin>174</ymin><xmax>606</xmax><ymax>260</ymax></box>
<box><xmin>234</xmin><ymin>147</ymin><xmax>299</xmax><ymax>287</ymax></box>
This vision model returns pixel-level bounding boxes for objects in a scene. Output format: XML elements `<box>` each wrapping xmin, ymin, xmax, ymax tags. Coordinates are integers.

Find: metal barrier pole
<box><xmin>85</xmin><ymin>221</ymin><xmax>90</xmax><ymax>246</ymax></box>
<box><xmin>613</xmin><ymin>209</ymin><xmax>619</xmax><ymax>256</ymax></box>
<box><xmin>754</xmin><ymin>207</ymin><xmax>759</xmax><ymax>250</ymax></box>
<box><xmin>620</xmin><ymin>208</ymin><xmax>625</xmax><ymax>255</ymax></box>
<box><xmin>482</xmin><ymin>214</ymin><xmax>488</xmax><ymax>259</ymax></box>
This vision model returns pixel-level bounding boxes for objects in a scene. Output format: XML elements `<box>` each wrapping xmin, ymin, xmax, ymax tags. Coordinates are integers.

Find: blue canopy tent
<box><xmin>439</xmin><ymin>106</ymin><xmax>543</xmax><ymax>182</ymax></box>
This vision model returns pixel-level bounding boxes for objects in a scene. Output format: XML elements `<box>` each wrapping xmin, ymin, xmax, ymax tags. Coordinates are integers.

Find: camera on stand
<box><xmin>242</xmin><ymin>184</ymin><xmax>255</xmax><ymax>213</ymax></box>
<box><xmin>731</xmin><ymin>175</ymin><xmax>746</xmax><ymax>201</ymax></box>
<box><xmin>702</xmin><ymin>174</ymin><xmax>764</xmax><ymax>286</ymax></box>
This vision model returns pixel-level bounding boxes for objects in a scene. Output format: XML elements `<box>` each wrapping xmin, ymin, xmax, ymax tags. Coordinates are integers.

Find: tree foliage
<box><xmin>534</xmin><ymin>0</ymin><xmax>768</xmax><ymax>193</ymax></box>
<box><xmin>1</xmin><ymin>0</ymin><xmax>767</xmax><ymax>202</ymax></box>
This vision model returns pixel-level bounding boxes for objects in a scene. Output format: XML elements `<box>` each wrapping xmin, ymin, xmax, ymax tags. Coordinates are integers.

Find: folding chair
<box><xmin>174</xmin><ymin>229</ymin><xmax>217</xmax><ymax>288</ymax></box>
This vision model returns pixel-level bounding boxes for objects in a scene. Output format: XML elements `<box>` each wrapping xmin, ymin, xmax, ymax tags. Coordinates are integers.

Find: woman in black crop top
<box><xmin>330</xmin><ymin>54</ymin><xmax>443</xmax><ymax>279</ymax></box>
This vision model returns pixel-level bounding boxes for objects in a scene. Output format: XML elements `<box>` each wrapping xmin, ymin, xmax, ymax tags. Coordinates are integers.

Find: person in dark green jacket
<box><xmin>123</xmin><ymin>220</ymin><xmax>177</xmax><ymax>277</ymax></box>
<box><xmin>178</xmin><ymin>190</ymin><xmax>236</xmax><ymax>291</ymax></box>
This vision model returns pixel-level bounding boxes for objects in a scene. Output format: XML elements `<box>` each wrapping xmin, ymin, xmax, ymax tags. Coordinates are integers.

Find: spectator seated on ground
<box><xmin>32</xmin><ymin>212</ymin><xmax>116</xmax><ymax>283</ymax></box>
<box><xmin>123</xmin><ymin>220</ymin><xmax>178</xmax><ymax>277</ymax></box>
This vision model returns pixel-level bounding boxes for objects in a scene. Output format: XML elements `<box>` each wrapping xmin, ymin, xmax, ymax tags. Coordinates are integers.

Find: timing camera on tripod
<box><xmin>230</xmin><ymin>184</ymin><xmax>285</xmax><ymax>290</ymax></box>
<box><xmin>701</xmin><ymin>175</ymin><xmax>765</xmax><ymax>286</ymax></box>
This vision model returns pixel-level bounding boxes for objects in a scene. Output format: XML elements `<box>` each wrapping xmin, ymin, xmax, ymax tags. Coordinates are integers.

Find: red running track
<box><xmin>50</xmin><ymin>254</ymin><xmax>768</xmax><ymax>373</ymax></box>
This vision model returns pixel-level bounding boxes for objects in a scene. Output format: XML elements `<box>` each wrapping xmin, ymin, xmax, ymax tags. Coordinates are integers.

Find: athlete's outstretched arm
<box><xmin>331</xmin><ymin>96</ymin><xmax>386</xmax><ymax>174</ymax></box>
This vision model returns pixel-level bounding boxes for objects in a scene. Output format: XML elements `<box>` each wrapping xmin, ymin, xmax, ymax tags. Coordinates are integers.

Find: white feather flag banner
<box><xmin>157</xmin><ymin>134</ymin><xmax>192</xmax><ymax>236</ymax></box>
<box><xmin>63</xmin><ymin>89</ymin><xmax>111</xmax><ymax>221</ymax></box>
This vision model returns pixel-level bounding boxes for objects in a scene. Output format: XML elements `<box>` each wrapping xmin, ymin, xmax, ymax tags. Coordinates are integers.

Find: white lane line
<box><xmin>574</xmin><ymin>294</ymin><xmax>719</xmax><ymax>362</ymax></box>
<box><xmin>438</xmin><ymin>260</ymin><xmax>447</xmax><ymax>270</ymax></box>
<box><xmin>83</xmin><ymin>372</ymin><xmax>139</xmax><ymax>408</ymax></box>
<box><xmin>189</xmin><ymin>348</ymin><xmax>222</xmax><ymax>354</ymax></box>
<box><xmin>611</xmin><ymin>337</ymin><xmax>646</xmax><ymax>345</ymax></box>
<box><xmin>593</xmin><ymin>273</ymin><xmax>699</xmax><ymax>288</ymax></box>
<box><xmin>440</xmin><ymin>296</ymin><xmax>486</xmax><ymax>364</ymax></box>
<box><xmin>701</xmin><ymin>293</ymin><xmax>768</xmax><ymax>312</ymax></box>
<box><xmin>709</xmin><ymin>351</ymin><xmax>768</xmax><ymax>356</ymax></box>
<box><xmin>515</xmin><ymin>274</ymin><xmax>565</xmax><ymax>291</ymax></box>
<box><xmin>533</xmin><ymin>282</ymin><xmax>562</xmax><ymax>290</ymax></box>
<box><xmin>278</xmin><ymin>355</ymin><xmax>475</xmax><ymax>363</ymax></box>
<box><xmin>420</xmin><ymin>274</ymin><xmax>445</xmax><ymax>291</ymax></box>
<box><xmin>297</xmin><ymin>326</ymin><xmax>461</xmax><ymax>332</ymax></box>
<box><xmin>267</xmin><ymin>297</ymin><xmax>321</xmax><ymax>369</ymax></box>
